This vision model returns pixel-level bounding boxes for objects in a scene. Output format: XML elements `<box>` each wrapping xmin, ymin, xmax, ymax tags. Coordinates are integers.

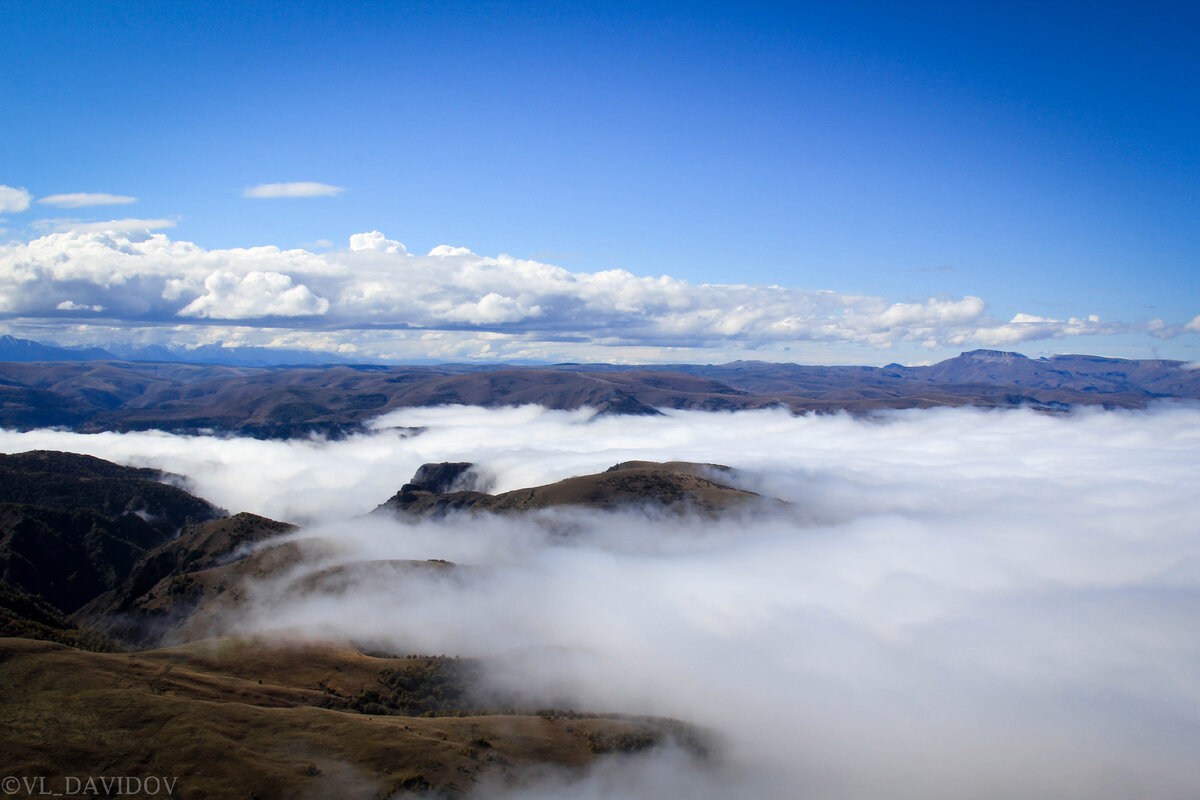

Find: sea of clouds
<box><xmin>2</xmin><ymin>405</ymin><xmax>1199</xmax><ymax>798</ymax></box>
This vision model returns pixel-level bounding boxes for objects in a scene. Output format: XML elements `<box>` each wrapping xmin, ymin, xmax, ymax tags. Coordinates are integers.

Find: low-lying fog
<box><xmin>4</xmin><ymin>405</ymin><xmax>1199</xmax><ymax>799</ymax></box>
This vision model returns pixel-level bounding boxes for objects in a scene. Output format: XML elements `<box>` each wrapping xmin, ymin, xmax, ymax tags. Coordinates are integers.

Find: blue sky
<box><xmin>1</xmin><ymin>0</ymin><xmax>1197</xmax><ymax>364</ymax></box>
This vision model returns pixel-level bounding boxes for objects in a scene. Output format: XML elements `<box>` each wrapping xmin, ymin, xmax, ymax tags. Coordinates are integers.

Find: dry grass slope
<box><xmin>0</xmin><ymin>637</ymin><xmax>699</xmax><ymax>799</ymax></box>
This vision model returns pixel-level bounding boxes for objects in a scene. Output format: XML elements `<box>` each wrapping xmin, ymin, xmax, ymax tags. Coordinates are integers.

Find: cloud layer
<box><xmin>33</xmin><ymin>218</ymin><xmax>177</xmax><ymax>235</ymax></box>
<box><xmin>3</xmin><ymin>229</ymin><xmax>1184</xmax><ymax>361</ymax></box>
<box><xmin>2</xmin><ymin>405</ymin><xmax>1198</xmax><ymax>798</ymax></box>
<box><xmin>37</xmin><ymin>193</ymin><xmax>137</xmax><ymax>208</ymax></box>
<box><xmin>0</xmin><ymin>184</ymin><xmax>32</xmax><ymax>213</ymax></box>
<box><xmin>242</xmin><ymin>182</ymin><xmax>345</xmax><ymax>198</ymax></box>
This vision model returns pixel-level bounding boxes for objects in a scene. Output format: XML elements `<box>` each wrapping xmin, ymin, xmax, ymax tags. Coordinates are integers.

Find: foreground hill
<box><xmin>0</xmin><ymin>637</ymin><xmax>701</xmax><ymax>799</ymax></box>
<box><xmin>0</xmin><ymin>451</ymin><xmax>720</xmax><ymax>796</ymax></box>
<box><xmin>1</xmin><ymin>348</ymin><xmax>1196</xmax><ymax>437</ymax></box>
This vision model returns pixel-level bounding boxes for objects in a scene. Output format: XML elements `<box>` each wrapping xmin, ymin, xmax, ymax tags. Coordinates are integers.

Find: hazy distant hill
<box><xmin>0</xmin><ymin>335</ymin><xmax>348</xmax><ymax>367</ymax></box>
<box><xmin>0</xmin><ymin>339</ymin><xmax>1197</xmax><ymax>437</ymax></box>
<box><xmin>107</xmin><ymin>341</ymin><xmax>351</xmax><ymax>367</ymax></box>
<box><xmin>0</xmin><ymin>334</ymin><xmax>116</xmax><ymax>362</ymax></box>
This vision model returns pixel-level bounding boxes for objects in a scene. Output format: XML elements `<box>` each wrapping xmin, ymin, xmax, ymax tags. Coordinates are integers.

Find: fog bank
<box><xmin>3</xmin><ymin>405</ymin><xmax>1199</xmax><ymax>797</ymax></box>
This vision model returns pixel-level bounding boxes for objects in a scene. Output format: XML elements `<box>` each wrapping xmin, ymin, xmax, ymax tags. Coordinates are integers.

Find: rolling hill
<box><xmin>1</xmin><ymin>341</ymin><xmax>1196</xmax><ymax>438</ymax></box>
<box><xmin>0</xmin><ymin>451</ymin><xmax>722</xmax><ymax>797</ymax></box>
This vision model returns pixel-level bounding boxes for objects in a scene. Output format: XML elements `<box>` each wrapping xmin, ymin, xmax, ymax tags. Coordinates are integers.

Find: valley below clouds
<box><xmin>4</xmin><ymin>404</ymin><xmax>1199</xmax><ymax>798</ymax></box>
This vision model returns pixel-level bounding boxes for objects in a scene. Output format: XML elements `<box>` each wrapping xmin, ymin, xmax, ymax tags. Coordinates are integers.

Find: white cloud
<box><xmin>177</xmin><ymin>270</ymin><xmax>330</xmax><ymax>318</ymax></box>
<box><xmin>441</xmin><ymin>292</ymin><xmax>543</xmax><ymax>324</ymax></box>
<box><xmin>1146</xmin><ymin>316</ymin><xmax>1200</xmax><ymax>341</ymax></box>
<box><xmin>429</xmin><ymin>244</ymin><xmax>474</xmax><ymax>257</ymax></box>
<box><xmin>0</xmin><ymin>185</ymin><xmax>33</xmax><ymax>213</ymax></box>
<box><xmin>348</xmin><ymin>230</ymin><xmax>406</xmax><ymax>253</ymax></box>
<box><xmin>55</xmin><ymin>300</ymin><xmax>105</xmax><ymax>312</ymax></box>
<box><xmin>37</xmin><ymin>192</ymin><xmax>137</xmax><ymax>208</ymax></box>
<box><xmin>46</xmin><ymin>218</ymin><xmax>176</xmax><ymax>234</ymax></box>
<box><xmin>971</xmin><ymin>313</ymin><xmax>1121</xmax><ymax>347</ymax></box>
<box><xmin>0</xmin><ymin>229</ymin><xmax>1185</xmax><ymax>357</ymax></box>
<box><xmin>243</xmin><ymin>182</ymin><xmax>345</xmax><ymax>198</ymax></box>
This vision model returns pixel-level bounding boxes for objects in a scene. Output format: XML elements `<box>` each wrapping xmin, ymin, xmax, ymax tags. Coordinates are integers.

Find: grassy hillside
<box><xmin>0</xmin><ymin>637</ymin><xmax>703</xmax><ymax>799</ymax></box>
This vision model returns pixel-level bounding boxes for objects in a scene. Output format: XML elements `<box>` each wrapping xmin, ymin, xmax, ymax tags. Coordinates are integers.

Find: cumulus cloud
<box><xmin>55</xmin><ymin>300</ymin><xmax>104</xmax><ymax>312</ymax></box>
<box><xmin>37</xmin><ymin>192</ymin><xmax>137</xmax><ymax>208</ymax></box>
<box><xmin>243</xmin><ymin>182</ymin><xmax>345</xmax><ymax>198</ymax></box>
<box><xmin>0</xmin><ymin>185</ymin><xmax>33</xmax><ymax>213</ymax></box>
<box><xmin>1146</xmin><ymin>316</ymin><xmax>1200</xmax><ymax>340</ymax></box>
<box><xmin>176</xmin><ymin>270</ymin><xmax>330</xmax><ymax>318</ymax></box>
<box><xmin>0</xmin><ymin>229</ymin><xmax>1187</xmax><ymax>358</ymax></box>
<box><xmin>429</xmin><ymin>244</ymin><xmax>474</xmax><ymax>257</ymax></box>
<box><xmin>2</xmin><ymin>405</ymin><xmax>1199</xmax><ymax>798</ymax></box>
<box><xmin>972</xmin><ymin>312</ymin><xmax>1118</xmax><ymax>346</ymax></box>
<box><xmin>348</xmin><ymin>230</ymin><xmax>406</xmax><ymax>253</ymax></box>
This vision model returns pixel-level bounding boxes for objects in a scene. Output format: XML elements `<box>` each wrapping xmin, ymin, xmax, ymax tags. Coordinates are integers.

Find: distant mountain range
<box><xmin>0</xmin><ymin>343</ymin><xmax>1195</xmax><ymax>435</ymax></box>
<box><xmin>0</xmin><ymin>335</ymin><xmax>1197</xmax><ymax>437</ymax></box>
<box><xmin>0</xmin><ymin>335</ymin><xmax>348</xmax><ymax>367</ymax></box>
<box><xmin>0</xmin><ymin>335</ymin><xmax>117</xmax><ymax>362</ymax></box>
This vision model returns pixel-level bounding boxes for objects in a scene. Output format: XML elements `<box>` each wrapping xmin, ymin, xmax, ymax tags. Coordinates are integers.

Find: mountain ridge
<box><xmin>1</xmin><ymin>342</ymin><xmax>1196</xmax><ymax>437</ymax></box>
<box><xmin>379</xmin><ymin>460</ymin><xmax>769</xmax><ymax>517</ymax></box>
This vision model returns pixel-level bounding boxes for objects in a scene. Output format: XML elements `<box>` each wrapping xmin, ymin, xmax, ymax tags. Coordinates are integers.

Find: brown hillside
<box><xmin>0</xmin><ymin>637</ymin><xmax>704</xmax><ymax>799</ymax></box>
<box><xmin>381</xmin><ymin>460</ymin><xmax>772</xmax><ymax>517</ymax></box>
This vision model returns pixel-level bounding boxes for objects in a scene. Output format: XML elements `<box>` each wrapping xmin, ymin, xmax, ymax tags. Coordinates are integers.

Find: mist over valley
<box><xmin>3</xmin><ymin>388</ymin><xmax>1198</xmax><ymax>798</ymax></box>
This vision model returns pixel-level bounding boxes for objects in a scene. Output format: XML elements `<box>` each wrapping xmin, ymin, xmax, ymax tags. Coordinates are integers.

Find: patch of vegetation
<box><xmin>583</xmin><ymin>730</ymin><xmax>662</xmax><ymax>754</ymax></box>
<box><xmin>0</xmin><ymin>583</ymin><xmax>118</xmax><ymax>652</ymax></box>
<box><xmin>0</xmin><ymin>451</ymin><xmax>223</xmax><ymax>532</ymax></box>
<box><xmin>348</xmin><ymin>658</ymin><xmax>482</xmax><ymax>716</ymax></box>
<box><xmin>346</xmin><ymin>659</ymin><xmax>665</xmax><ymax>721</ymax></box>
<box><xmin>393</xmin><ymin>773</ymin><xmax>431</xmax><ymax>792</ymax></box>
<box><xmin>0</xmin><ymin>503</ymin><xmax>167</xmax><ymax>614</ymax></box>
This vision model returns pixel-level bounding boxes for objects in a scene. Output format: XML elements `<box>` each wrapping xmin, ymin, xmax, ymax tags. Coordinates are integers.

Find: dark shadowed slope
<box><xmin>0</xmin><ymin>452</ymin><xmax>226</xmax><ymax>616</ymax></box>
<box><xmin>0</xmin><ymin>451</ymin><xmax>222</xmax><ymax>529</ymax></box>
<box><xmin>75</xmin><ymin>512</ymin><xmax>299</xmax><ymax>647</ymax></box>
